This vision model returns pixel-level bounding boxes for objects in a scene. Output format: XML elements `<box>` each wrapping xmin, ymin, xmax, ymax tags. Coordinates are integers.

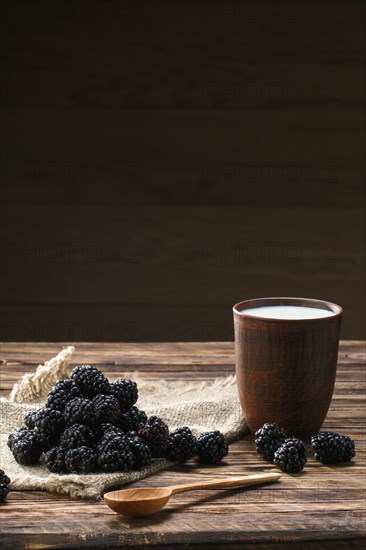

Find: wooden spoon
<box><xmin>104</xmin><ymin>472</ymin><xmax>281</xmax><ymax>517</ymax></box>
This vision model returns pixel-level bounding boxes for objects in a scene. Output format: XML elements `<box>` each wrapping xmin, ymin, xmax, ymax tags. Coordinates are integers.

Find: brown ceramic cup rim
<box><xmin>233</xmin><ymin>297</ymin><xmax>343</xmax><ymax>322</ymax></box>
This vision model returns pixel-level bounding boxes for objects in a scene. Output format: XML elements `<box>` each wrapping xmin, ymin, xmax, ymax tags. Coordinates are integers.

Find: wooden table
<box><xmin>0</xmin><ymin>342</ymin><xmax>365</xmax><ymax>549</ymax></box>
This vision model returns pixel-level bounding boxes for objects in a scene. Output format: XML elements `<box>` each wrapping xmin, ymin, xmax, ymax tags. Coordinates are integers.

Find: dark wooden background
<box><xmin>0</xmin><ymin>0</ymin><xmax>365</xmax><ymax>342</ymax></box>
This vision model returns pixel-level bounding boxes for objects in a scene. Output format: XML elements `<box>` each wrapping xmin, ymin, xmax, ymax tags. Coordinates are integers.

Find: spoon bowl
<box><xmin>104</xmin><ymin>472</ymin><xmax>281</xmax><ymax>517</ymax></box>
<box><xmin>104</xmin><ymin>487</ymin><xmax>173</xmax><ymax>517</ymax></box>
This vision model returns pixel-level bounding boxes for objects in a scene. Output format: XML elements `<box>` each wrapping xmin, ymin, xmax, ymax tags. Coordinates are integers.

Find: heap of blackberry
<box><xmin>71</xmin><ymin>365</ymin><xmax>110</xmax><ymax>397</ymax></box>
<box><xmin>311</xmin><ymin>432</ymin><xmax>355</xmax><ymax>464</ymax></box>
<box><xmin>45</xmin><ymin>446</ymin><xmax>67</xmax><ymax>474</ymax></box>
<box><xmin>33</xmin><ymin>408</ymin><xmax>64</xmax><ymax>450</ymax></box>
<box><xmin>0</xmin><ymin>470</ymin><xmax>10</xmax><ymax>503</ymax></box>
<box><xmin>64</xmin><ymin>397</ymin><xmax>97</xmax><ymax>427</ymax></box>
<box><xmin>127</xmin><ymin>434</ymin><xmax>152</xmax><ymax>468</ymax></box>
<box><xmin>65</xmin><ymin>446</ymin><xmax>97</xmax><ymax>474</ymax></box>
<box><xmin>138</xmin><ymin>416</ymin><xmax>169</xmax><ymax>458</ymax></box>
<box><xmin>165</xmin><ymin>427</ymin><xmax>198</xmax><ymax>462</ymax></box>
<box><xmin>274</xmin><ymin>438</ymin><xmax>307</xmax><ymax>473</ymax></box>
<box><xmin>60</xmin><ymin>424</ymin><xmax>95</xmax><ymax>449</ymax></box>
<box><xmin>7</xmin><ymin>428</ymin><xmax>43</xmax><ymax>465</ymax></box>
<box><xmin>98</xmin><ymin>433</ymin><xmax>134</xmax><ymax>472</ymax></box>
<box><xmin>197</xmin><ymin>431</ymin><xmax>228</xmax><ymax>464</ymax></box>
<box><xmin>8</xmin><ymin>364</ymin><xmax>234</xmax><ymax>475</ymax></box>
<box><xmin>255</xmin><ymin>423</ymin><xmax>287</xmax><ymax>463</ymax></box>
<box><xmin>110</xmin><ymin>378</ymin><xmax>138</xmax><ymax>410</ymax></box>
<box><xmin>45</xmin><ymin>379</ymin><xmax>81</xmax><ymax>412</ymax></box>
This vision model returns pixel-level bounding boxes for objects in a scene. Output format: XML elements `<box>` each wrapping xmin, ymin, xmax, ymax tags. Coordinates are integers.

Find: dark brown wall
<box><xmin>1</xmin><ymin>1</ymin><xmax>365</xmax><ymax>342</ymax></box>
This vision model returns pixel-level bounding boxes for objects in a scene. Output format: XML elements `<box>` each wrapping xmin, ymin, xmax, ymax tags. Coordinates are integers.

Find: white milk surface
<box><xmin>240</xmin><ymin>305</ymin><xmax>336</xmax><ymax>320</ymax></box>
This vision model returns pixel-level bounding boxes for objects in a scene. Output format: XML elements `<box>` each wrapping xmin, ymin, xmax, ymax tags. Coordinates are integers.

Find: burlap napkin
<box><xmin>0</xmin><ymin>347</ymin><xmax>246</xmax><ymax>499</ymax></box>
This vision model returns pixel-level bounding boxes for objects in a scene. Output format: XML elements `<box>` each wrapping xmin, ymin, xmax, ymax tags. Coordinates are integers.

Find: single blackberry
<box><xmin>97</xmin><ymin>423</ymin><xmax>123</xmax><ymax>440</ymax></box>
<box><xmin>311</xmin><ymin>432</ymin><xmax>355</xmax><ymax>464</ymax></box>
<box><xmin>274</xmin><ymin>438</ymin><xmax>307</xmax><ymax>473</ymax></box>
<box><xmin>97</xmin><ymin>434</ymin><xmax>134</xmax><ymax>472</ymax></box>
<box><xmin>64</xmin><ymin>397</ymin><xmax>97</xmax><ymax>427</ymax></box>
<box><xmin>128</xmin><ymin>407</ymin><xmax>147</xmax><ymax>429</ymax></box>
<box><xmin>119</xmin><ymin>406</ymin><xmax>147</xmax><ymax>432</ymax></box>
<box><xmin>45</xmin><ymin>379</ymin><xmax>81</xmax><ymax>412</ymax></box>
<box><xmin>7</xmin><ymin>427</ymin><xmax>23</xmax><ymax>451</ymax></box>
<box><xmin>65</xmin><ymin>446</ymin><xmax>97</xmax><ymax>474</ymax></box>
<box><xmin>34</xmin><ymin>408</ymin><xmax>64</xmax><ymax>450</ymax></box>
<box><xmin>0</xmin><ymin>470</ymin><xmax>10</xmax><ymax>503</ymax></box>
<box><xmin>110</xmin><ymin>378</ymin><xmax>138</xmax><ymax>410</ymax></box>
<box><xmin>71</xmin><ymin>365</ymin><xmax>110</xmax><ymax>397</ymax></box>
<box><xmin>138</xmin><ymin>416</ymin><xmax>169</xmax><ymax>458</ymax></box>
<box><xmin>45</xmin><ymin>446</ymin><xmax>67</xmax><ymax>474</ymax></box>
<box><xmin>118</xmin><ymin>412</ymin><xmax>133</xmax><ymax>432</ymax></box>
<box><xmin>92</xmin><ymin>394</ymin><xmax>120</xmax><ymax>424</ymax></box>
<box><xmin>165</xmin><ymin>427</ymin><xmax>198</xmax><ymax>462</ymax></box>
<box><xmin>197</xmin><ymin>431</ymin><xmax>228</xmax><ymax>464</ymax></box>
<box><xmin>0</xmin><ymin>470</ymin><xmax>10</xmax><ymax>485</ymax></box>
<box><xmin>7</xmin><ymin>428</ymin><xmax>43</xmax><ymax>465</ymax></box>
<box><xmin>24</xmin><ymin>409</ymin><xmax>39</xmax><ymax>429</ymax></box>
<box><xmin>98</xmin><ymin>425</ymin><xmax>125</xmax><ymax>448</ymax></box>
<box><xmin>126</xmin><ymin>430</ymin><xmax>139</xmax><ymax>439</ymax></box>
<box><xmin>255</xmin><ymin>422</ymin><xmax>287</xmax><ymax>463</ymax></box>
<box><xmin>60</xmin><ymin>424</ymin><xmax>96</xmax><ymax>449</ymax></box>
<box><xmin>0</xmin><ymin>483</ymin><xmax>10</xmax><ymax>503</ymax></box>
<box><xmin>126</xmin><ymin>434</ymin><xmax>152</xmax><ymax>469</ymax></box>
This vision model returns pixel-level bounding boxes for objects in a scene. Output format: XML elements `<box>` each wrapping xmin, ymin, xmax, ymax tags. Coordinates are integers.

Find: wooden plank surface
<box><xmin>1</xmin><ymin>0</ymin><xmax>365</xmax><ymax>341</ymax></box>
<box><xmin>0</xmin><ymin>341</ymin><xmax>365</xmax><ymax>549</ymax></box>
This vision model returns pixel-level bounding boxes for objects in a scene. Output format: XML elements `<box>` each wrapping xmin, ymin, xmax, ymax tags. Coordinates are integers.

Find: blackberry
<box><xmin>128</xmin><ymin>407</ymin><xmax>147</xmax><ymax>430</ymax></box>
<box><xmin>255</xmin><ymin>422</ymin><xmax>287</xmax><ymax>463</ymax></box>
<box><xmin>197</xmin><ymin>431</ymin><xmax>228</xmax><ymax>464</ymax></box>
<box><xmin>118</xmin><ymin>412</ymin><xmax>133</xmax><ymax>432</ymax></box>
<box><xmin>92</xmin><ymin>394</ymin><xmax>120</xmax><ymax>424</ymax></box>
<box><xmin>65</xmin><ymin>446</ymin><xmax>97</xmax><ymax>474</ymax></box>
<box><xmin>98</xmin><ymin>433</ymin><xmax>134</xmax><ymax>472</ymax></box>
<box><xmin>0</xmin><ymin>470</ymin><xmax>10</xmax><ymax>503</ymax></box>
<box><xmin>34</xmin><ymin>408</ymin><xmax>64</xmax><ymax>450</ymax></box>
<box><xmin>45</xmin><ymin>379</ymin><xmax>81</xmax><ymax>412</ymax></box>
<box><xmin>0</xmin><ymin>483</ymin><xmax>10</xmax><ymax>503</ymax></box>
<box><xmin>110</xmin><ymin>378</ymin><xmax>138</xmax><ymax>410</ymax></box>
<box><xmin>126</xmin><ymin>430</ymin><xmax>139</xmax><ymax>439</ymax></box>
<box><xmin>311</xmin><ymin>432</ymin><xmax>355</xmax><ymax>464</ymax></box>
<box><xmin>138</xmin><ymin>416</ymin><xmax>169</xmax><ymax>458</ymax></box>
<box><xmin>165</xmin><ymin>427</ymin><xmax>198</xmax><ymax>462</ymax></box>
<box><xmin>126</xmin><ymin>434</ymin><xmax>152</xmax><ymax>468</ymax></box>
<box><xmin>24</xmin><ymin>409</ymin><xmax>39</xmax><ymax>429</ymax></box>
<box><xmin>45</xmin><ymin>446</ymin><xmax>67</xmax><ymax>474</ymax></box>
<box><xmin>274</xmin><ymin>438</ymin><xmax>307</xmax><ymax>473</ymax></box>
<box><xmin>0</xmin><ymin>470</ymin><xmax>10</xmax><ymax>485</ymax></box>
<box><xmin>64</xmin><ymin>397</ymin><xmax>97</xmax><ymax>427</ymax></box>
<box><xmin>71</xmin><ymin>365</ymin><xmax>110</xmax><ymax>397</ymax></box>
<box><xmin>98</xmin><ymin>425</ymin><xmax>125</xmax><ymax>448</ymax></box>
<box><xmin>60</xmin><ymin>424</ymin><xmax>95</xmax><ymax>449</ymax></box>
<box><xmin>7</xmin><ymin>428</ymin><xmax>43</xmax><ymax>465</ymax></box>
<box><xmin>97</xmin><ymin>423</ymin><xmax>123</xmax><ymax>440</ymax></box>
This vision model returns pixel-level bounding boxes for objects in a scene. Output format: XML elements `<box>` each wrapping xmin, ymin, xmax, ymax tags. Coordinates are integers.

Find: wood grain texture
<box><xmin>1</xmin><ymin>206</ymin><xmax>364</xmax><ymax>342</ymax></box>
<box><xmin>0</xmin><ymin>0</ymin><xmax>365</xmax><ymax>341</ymax></box>
<box><xmin>0</xmin><ymin>341</ymin><xmax>365</xmax><ymax>549</ymax></box>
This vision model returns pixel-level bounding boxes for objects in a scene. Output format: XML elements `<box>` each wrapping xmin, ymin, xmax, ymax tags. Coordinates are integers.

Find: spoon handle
<box><xmin>170</xmin><ymin>472</ymin><xmax>281</xmax><ymax>495</ymax></box>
